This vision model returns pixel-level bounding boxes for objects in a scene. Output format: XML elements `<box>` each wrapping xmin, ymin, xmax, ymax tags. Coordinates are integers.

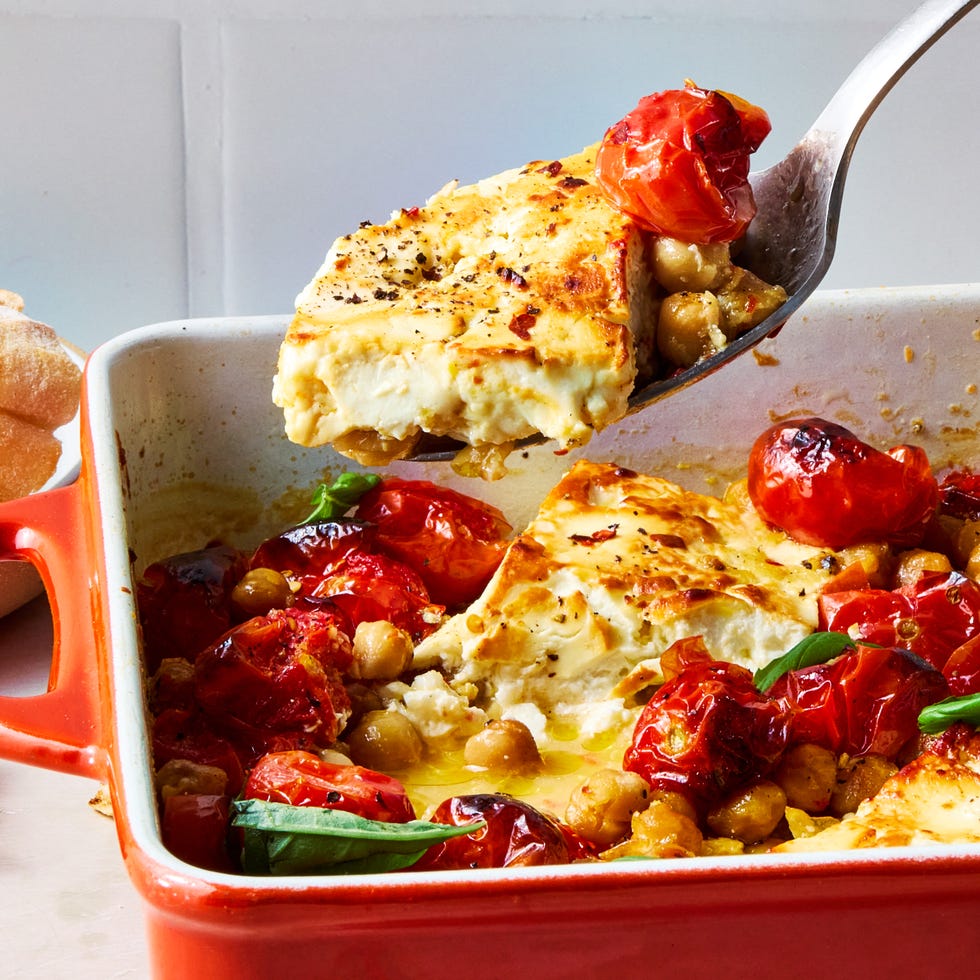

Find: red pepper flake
<box><xmin>559</xmin><ymin>176</ymin><xmax>588</xmax><ymax>190</ymax></box>
<box><xmin>537</xmin><ymin>161</ymin><xmax>563</xmax><ymax>177</ymax></box>
<box><xmin>497</xmin><ymin>266</ymin><xmax>529</xmax><ymax>289</ymax></box>
<box><xmin>508</xmin><ymin>312</ymin><xmax>536</xmax><ymax>340</ymax></box>
<box><xmin>570</xmin><ymin>525</ymin><xmax>619</xmax><ymax>545</ymax></box>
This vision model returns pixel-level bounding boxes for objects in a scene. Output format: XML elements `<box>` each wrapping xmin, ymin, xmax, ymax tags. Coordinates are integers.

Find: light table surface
<box><xmin>0</xmin><ymin>595</ymin><xmax>149</xmax><ymax>979</ymax></box>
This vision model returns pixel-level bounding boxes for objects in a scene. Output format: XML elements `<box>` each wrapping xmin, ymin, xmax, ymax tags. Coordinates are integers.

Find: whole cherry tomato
<box><xmin>412</xmin><ymin>794</ymin><xmax>575</xmax><ymax>870</ymax></box>
<box><xmin>747</xmin><ymin>418</ymin><xmax>938</xmax><ymax>548</ymax></box>
<box><xmin>819</xmin><ymin>571</ymin><xmax>980</xmax><ymax>671</ymax></box>
<box><xmin>353</xmin><ymin>478</ymin><xmax>511</xmax><ymax>609</ymax></box>
<box><xmin>137</xmin><ymin>544</ymin><xmax>250</xmax><ymax>671</ymax></box>
<box><xmin>595</xmin><ymin>82</ymin><xmax>771</xmax><ymax>243</ymax></box>
<box><xmin>310</xmin><ymin>550</ymin><xmax>442</xmax><ymax>640</ymax></box>
<box><xmin>193</xmin><ymin>606</ymin><xmax>352</xmax><ymax>762</ymax></box>
<box><xmin>623</xmin><ymin>660</ymin><xmax>787</xmax><ymax>812</ymax></box>
<box><xmin>769</xmin><ymin>644</ymin><xmax>948</xmax><ymax>759</ymax></box>
<box><xmin>243</xmin><ymin>749</ymin><xmax>416</xmax><ymax>823</ymax></box>
<box><xmin>161</xmin><ymin>793</ymin><xmax>237</xmax><ymax>872</ymax></box>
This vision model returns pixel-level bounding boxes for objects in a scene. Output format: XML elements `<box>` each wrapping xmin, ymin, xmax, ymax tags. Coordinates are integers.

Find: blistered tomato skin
<box><xmin>243</xmin><ymin>749</ymin><xmax>416</xmax><ymax>823</ymax></box>
<box><xmin>819</xmin><ymin>571</ymin><xmax>980</xmax><ymax>672</ymax></box>
<box><xmin>137</xmin><ymin>544</ymin><xmax>250</xmax><ymax>672</ymax></box>
<box><xmin>412</xmin><ymin>795</ymin><xmax>574</xmax><ymax>870</ymax></box>
<box><xmin>353</xmin><ymin>478</ymin><xmax>512</xmax><ymax>609</ymax></box>
<box><xmin>747</xmin><ymin>417</ymin><xmax>939</xmax><ymax>549</ymax></box>
<box><xmin>769</xmin><ymin>644</ymin><xmax>949</xmax><ymax>759</ymax></box>
<box><xmin>595</xmin><ymin>83</ymin><xmax>771</xmax><ymax>243</ymax></box>
<box><xmin>623</xmin><ymin>660</ymin><xmax>788</xmax><ymax>813</ymax></box>
<box><xmin>193</xmin><ymin>606</ymin><xmax>353</xmax><ymax>763</ymax></box>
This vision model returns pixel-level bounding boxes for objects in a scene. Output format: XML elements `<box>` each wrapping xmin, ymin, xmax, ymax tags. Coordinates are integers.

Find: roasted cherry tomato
<box><xmin>747</xmin><ymin>418</ymin><xmax>938</xmax><ymax>548</ymax></box>
<box><xmin>623</xmin><ymin>659</ymin><xmax>787</xmax><ymax>812</ymax></box>
<box><xmin>412</xmin><ymin>794</ymin><xmax>575</xmax><ymax>870</ymax></box>
<box><xmin>938</xmin><ymin>468</ymin><xmax>980</xmax><ymax>521</ymax></box>
<box><xmin>819</xmin><ymin>571</ymin><xmax>980</xmax><ymax>671</ymax></box>
<box><xmin>161</xmin><ymin>793</ymin><xmax>237</xmax><ymax>872</ymax></box>
<box><xmin>250</xmin><ymin>519</ymin><xmax>376</xmax><ymax>596</ymax></box>
<box><xmin>151</xmin><ymin>708</ymin><xmax>246</xmax><ymax>795</ymax></box>
<box><xmin>193</xmin><ymin>606</ymin><xmax>352</xmax><ymax>763</ymax></box>
<box><xmin>310</xmin><ymin>550</ymin><xmax>442</xmax><ymax>640</ymax></box>
<box><xmin>769</xmin><ymin>644</ymin><xmax>948</xmax><ymax>759</ymax></box>
<box><xmin>943</xmin><ymin>635</ymin><xmax>980</xmax><ymax>696</ymax></box>
<box><xmin>243</xmin><ymin>749</ymin><xmax>416</xmax><ymax>823</ymax></box>
<box><xmin>353</xmin><ymin>478</ymin><xmax>511</xmax><ymax>608</ymax></box>
<box><xmin>137</xmin><ymin>544</ymin><xmax>250</xmax><ymax>671</ymax></box>
<box><xmin>595</xmin><ymin>82</ymin><xmax>771</xmax><ymax>243</ymax></box>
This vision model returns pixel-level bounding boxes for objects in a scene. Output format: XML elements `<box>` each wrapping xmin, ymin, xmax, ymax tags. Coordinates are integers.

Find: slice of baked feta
<box><xmin>272</xmin><ymin>146</ymin><xmax>658</xmax><ymax>463</ymax></box>
<box><xmin>412</xmin><ymin>460</ymin><xmax>838</xmax><ymax>739</ymax></box>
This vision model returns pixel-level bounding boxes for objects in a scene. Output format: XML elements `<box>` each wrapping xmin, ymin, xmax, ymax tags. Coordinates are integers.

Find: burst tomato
<box><xmin>938</xmin><ymin>468</ymin><xmax>980</xmax><ymax>520</ymax></box>
<box><xmin>243</xmin><ymin>750</ymin><xmax>416</xmax><ymax>823</ymax></box>
<box><xmin>137</xmin><ymin>544</ymin><xmax>250</xmax><ymax>671</ymax></box>
<box><xmin>623</xmin><ymin>659</ymin><xmax>787</xmax><ymax>812</ymax></box>
<box><xmin>595</xmin><ymin>82</ymin><xmax>771</xmax><ymax>243</ymax></box>
<box><xmin>747</xmin><ymin>418</ymin><xmax>938</xmax><ymax>548</ymax></box>
<box><xmin>769</xmin><ymin>644</ymin><xmax>948</xmax><ymax>759</ymax></box>
<box><xmin>250</xmin><ymin>519</ymin><xmax>376</xmax><ymax>595</ymax></box>
<box><xmin>819</xmin><ymin>571</ymin><xmax>980</xmax><ymax>671</ymax></box>
<box><xmin>353</xmin><ymin>478</ymin><xmax>511</xmax><ymax>608</ymax></box>
<box><xmin>193</xmin><ymin>606</ymin><xmax>353</xmax><ymax>763</ymax></box>
<box><xmin>943</xmin><ymin>635</ymin><xmax>980</xmax><ymax>696</ymax></box>
<box><xmin>161</xmin><ymin>793</ymin><xmax>237</xmax><ymax>872</ymax></box>
<box><xmin>412</xmin><ymin>794</ymin><xmax>576</xmax><ymax>870</ymax></box>
<box><xmin>310</xmin><ymin>550</ymin><xmax>442</xmax><ymax>640</ymax></box>
<box><xmin>151</xmin><ymin>708</ymin><xmax>246</xmax><ymax>794</ymax></box>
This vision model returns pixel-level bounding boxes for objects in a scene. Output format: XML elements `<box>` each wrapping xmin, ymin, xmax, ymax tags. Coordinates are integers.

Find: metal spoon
<box><xmin>411</xmin><ymin>0</ymin><xmax>978</xmax><ymax>462</ymax></box>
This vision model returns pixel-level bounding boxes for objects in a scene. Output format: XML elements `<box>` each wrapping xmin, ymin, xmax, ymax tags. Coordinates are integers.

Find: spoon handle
<box><xmin>810</xmin><ymin>0</ymin><xmax>979</xmax><ymax>165</ymax></box>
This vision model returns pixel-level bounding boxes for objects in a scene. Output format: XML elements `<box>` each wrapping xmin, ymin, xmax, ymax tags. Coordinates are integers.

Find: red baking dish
<box><xmin>2</xmin><ymin>285</ymin><xmax>980</xmax><ymax>978</ymax></box>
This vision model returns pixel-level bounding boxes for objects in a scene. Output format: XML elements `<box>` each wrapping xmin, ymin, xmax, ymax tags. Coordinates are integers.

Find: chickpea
<box><xmin>231</xmin><ymin>567</ymin><xmax>292</xmax><ymax>617</ymax></box>
<box><xmin>463</xmin><ymin>719</ymin><xmax>541</xmax><ymax>773</ymax></box>
<box><xmin>154</xmin><ymin>758</ymin><xmax>228</xmax><ymax>800</ymax></box>
<box><xmin>714</xmin><ymin>267</ymin><xmax>787</xmax><ymax>338</ymax></box>
<box><xmin>351</xmin><ymin>620</ymin><xmax>414</xmax><ymax>680</ymax></box>
<box><xmin>565</xmin><ymin>768</ymin><xmax>651</xmax><ymax>846</ymax></box>
<box><xmin>651</xmin><ymin>237</ymin><xmax>732</xmax><ymax>293</ymax></box>
<box><xmin>657</xmin><ymin>291</ymin><xmax>725</xmax><ymax>368</ymax></box>
<box><xmin>646</xmin><ymin>787</ymin><xmax>698</xmax><ymax>822</ymax></box>
<box><xmin>953</xmin><ymin>519</ymin><xmax>980</xmax><ymax>573</ymax></box>
<box><xmin>774</xmin><ymin>743</ymin><xmax>838</xmax><ymax>813</ymax></box>
<box><xmin>892</xmin><ymin>549</ymin><xmax>952</xmax><ymax>589</ymax></box>
<box><xmin>830</xmin><ymin>754</ymin><xmax>898</xmax><ymax>817</ymax></box>
<box><xmin>706</xmin><ymin>780</ymin><xmax>787</xmax><ymax>844</ymax></box>
<box><xmin>147</xmin><ymin>656</ymin><xmax>195</xmax><ymax>713</ymax></box>
<box><xmin>836</xmin><ymin>543</ymin><xmax>894</xmax><ymax>589</ymax></box>
<box><xmin>600</xmin><ymin>800</ymin><xmax>703</xmax><ymax>860</ymax></box>
<box><xmin>347</xmin><ymin>709</ymin><xmax>423</xmax><ymax>771</ymax></box>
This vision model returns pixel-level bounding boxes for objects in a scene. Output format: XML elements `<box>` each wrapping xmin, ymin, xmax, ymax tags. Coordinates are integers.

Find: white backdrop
<box><xmin>2</xmin><ymin>0</ymin><xmax>979</xmax><ymax>353</ymax></box>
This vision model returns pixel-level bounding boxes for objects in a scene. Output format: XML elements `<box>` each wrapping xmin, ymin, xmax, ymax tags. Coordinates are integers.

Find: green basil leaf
<box><xmin>230</xmin><ymin>799</ymin><xmax>484</xmax><ymax>876</ymax></box>
<box><xmin>303</xmin><ymin>472</ymin><xmax>381</xmax><ymax>523</ymax></box>
<box><xmin>754</xmin><ymin>632</ymin><xmax>857</xmax><ymax>693</ymax></box>
<box><xmin>917</xmin><ymin>692</ymin><xmax>980</xmax><ymax>734</ymax></box>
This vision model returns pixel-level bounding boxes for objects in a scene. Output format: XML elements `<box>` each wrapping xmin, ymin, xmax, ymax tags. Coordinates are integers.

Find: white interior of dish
<box><xmin>83</xmin><ymin>284</ymin><xmax>980</xmax><ymax>890</ymax></box>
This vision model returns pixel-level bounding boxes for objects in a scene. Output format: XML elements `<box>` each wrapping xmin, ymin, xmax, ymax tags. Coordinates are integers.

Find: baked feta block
<box><xmin>412</xmin><ymin>460</ymin><xmax>837</xmax><ymax>739</ymax></box>
<box><xmin>273</xmin><ymin>146</ymin><xmax>658</xmax><ymax>463</ymax></box>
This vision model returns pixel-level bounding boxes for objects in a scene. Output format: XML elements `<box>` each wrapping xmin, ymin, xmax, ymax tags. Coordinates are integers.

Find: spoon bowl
<box><xmin>412</xmin><ymin>0</ymin><xmax>978</xmax><ymax>462</ymax></box>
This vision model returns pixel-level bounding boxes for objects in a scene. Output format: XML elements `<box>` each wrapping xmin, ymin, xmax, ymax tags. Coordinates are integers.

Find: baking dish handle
<box><xmin>0</xmin><ymin>482</ymin><xmax>106</xmax><ymax>778</ymax></box>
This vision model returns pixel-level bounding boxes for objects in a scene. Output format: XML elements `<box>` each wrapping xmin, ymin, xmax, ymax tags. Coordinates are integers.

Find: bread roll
<box><xmin>0</xmin><ymin>301</ymin><xmax>82</xmax><ymax>502</ymax></box>
<box><xmin>0</xmin><ymin>306</ymin><xmax>81</xmax><ymax>429</ymax></box>
<box><xmin>0</xmin><ymin>410</ymin><xmax>63</xmax><ymax>500</ymax></box>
